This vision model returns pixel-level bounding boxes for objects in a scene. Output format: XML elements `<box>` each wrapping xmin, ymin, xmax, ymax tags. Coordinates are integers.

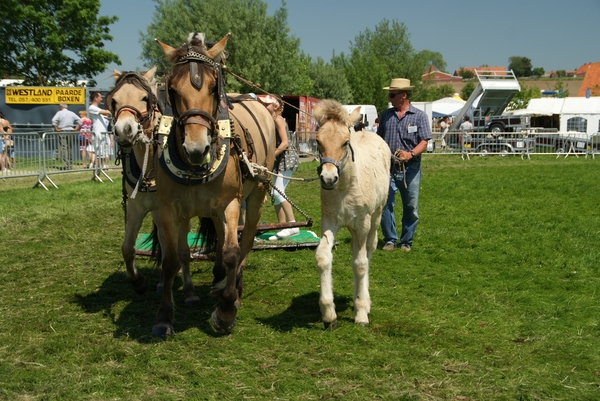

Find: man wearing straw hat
<box><xmin>377</xmin><ymin>78</ymin><xmax>432</xmax><ymax>252</ymax></box>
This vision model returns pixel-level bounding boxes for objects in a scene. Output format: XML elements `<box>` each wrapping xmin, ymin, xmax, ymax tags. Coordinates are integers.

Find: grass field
<box><xmin>0</xmin><ymin>156</ymin><xmax>599</xmax><ymax>400</ymax></box>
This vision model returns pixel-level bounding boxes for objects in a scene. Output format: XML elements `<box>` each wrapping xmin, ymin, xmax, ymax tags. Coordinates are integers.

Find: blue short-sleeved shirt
<box><xmin>377</xmin><ymin>104</ymin><xmax>432</xmax><ymax>163</ymax></box>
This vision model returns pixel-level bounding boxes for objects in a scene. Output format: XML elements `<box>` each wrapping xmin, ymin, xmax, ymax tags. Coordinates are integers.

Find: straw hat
<box><xmin>382</xmin><ymin>78</ymin><xmax>414</xmax><ymax>91</ymax></box>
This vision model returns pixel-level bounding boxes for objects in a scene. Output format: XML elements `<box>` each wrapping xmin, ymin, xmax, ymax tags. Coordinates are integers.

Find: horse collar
<box><xmin>159</xmin><ymin>122</ymin><xmax>230</xmax><ymax>185</ymax></box>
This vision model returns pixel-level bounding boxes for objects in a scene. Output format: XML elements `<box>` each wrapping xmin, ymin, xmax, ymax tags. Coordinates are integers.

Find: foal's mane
<box><xmin>314</xmin><ymin>99</ymin><xmax>350</xmax><ymax>127</ymax></box>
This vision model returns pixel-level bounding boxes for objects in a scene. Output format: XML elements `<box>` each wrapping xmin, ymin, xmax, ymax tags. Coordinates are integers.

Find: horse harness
<box><xmin>106</xmin><ymin>73</ymin><xmax>168</xmax><ymax>197</ymax></box>
<box><xmin>159</xmin><ymin>44</ymin><xmax>269</xmax><ymax>185</ymax></box>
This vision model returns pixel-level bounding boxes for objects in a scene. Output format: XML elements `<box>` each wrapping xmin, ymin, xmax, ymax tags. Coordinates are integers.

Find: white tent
<box><xmin>510</xmin><ymin>97</ymin><xmax>600</xmax><ymax>135</ymax></box>
<box><xmin>431</xmin><ymin>97</ymin><xmax>466</xmax><ymax>117</ymax></box>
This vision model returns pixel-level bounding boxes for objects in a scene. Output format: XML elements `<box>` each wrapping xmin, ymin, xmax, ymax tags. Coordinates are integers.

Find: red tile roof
<box><xmin>578</xmin><ymin>62</ymin><xmax>600</xmax><ymax>97</ymax></box>
<box><xmin>422</xmin><ymin>65</ymin><xmax>462</xmax><ymax>82</ymax></box>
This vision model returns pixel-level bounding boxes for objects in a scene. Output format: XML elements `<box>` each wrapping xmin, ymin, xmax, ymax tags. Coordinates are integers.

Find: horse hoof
<box><xmin>356</xmin><ymin>321</ymin><xmax>369</xmax><ymax>327</ymax></box>
<box><xmin>130</xmin><ymin>275</ymin><xmax>147</xmax><ymax>295</ymax></box>
<box><xmin>185</xmin><ymin>295</ymin><xmax>201</xmax><ymax>307</ymax></box>
<box><xmin>323</xmin><ymin>320</ymin><xmax>337</xmax><ymax>330</ymax></box>
<box><xmin>210</xmin><ymin>310</ymin><xmax>236</xmax><ymax>334</ymax></box>
<box><xmin>151</xmin><ymin>324</ymin><xmax>175</xmax><ymax>337</ymax></box>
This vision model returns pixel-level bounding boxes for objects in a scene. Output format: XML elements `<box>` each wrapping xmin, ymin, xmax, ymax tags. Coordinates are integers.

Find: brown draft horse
<box><xmin>153</xmin><ymin>33</ymin><xmax>275</xmax><ymax>336</ymax></box>
<box><xmin>105</xmin><ymin>67</ymin><xmax>198</xmax><ymax>303</ymax></box>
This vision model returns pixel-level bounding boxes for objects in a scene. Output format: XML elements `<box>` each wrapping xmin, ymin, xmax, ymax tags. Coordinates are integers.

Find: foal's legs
<box><xmin>350</xmin><ymin>216</ymin><xmax>377</xmax><ymax>325</ymax></box>
<box><xmin>315</xmin><ymin>220</ymin><xmax>339</xmax><ymax>328</ymax></box>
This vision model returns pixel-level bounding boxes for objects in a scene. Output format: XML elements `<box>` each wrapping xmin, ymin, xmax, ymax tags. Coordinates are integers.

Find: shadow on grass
<box><xmin>257</xmin><ymin>291</ymin><xmax>352</xmax><ymax>332</ymax></box>
<box><xmin>73</xmin><ymin>267</ymin><xmax>222</xmax><ymax>341</ymax></box>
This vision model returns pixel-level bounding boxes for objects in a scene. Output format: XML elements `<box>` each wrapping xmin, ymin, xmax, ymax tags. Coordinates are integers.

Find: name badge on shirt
<box><xmin>407</xmin><ymin>125</ymin><xmax>418</xmax><ymax>133</ymax></box>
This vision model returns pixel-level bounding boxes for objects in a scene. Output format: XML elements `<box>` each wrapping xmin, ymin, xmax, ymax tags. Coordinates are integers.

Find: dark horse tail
<box><xmin>140</xmin><ymin>224</ymin><xmax>162</xmax><ymax>269</ymax></box>
<box><xmin>198</xmin><ymin>217</ymin><xmax>229</xmax><ymax>292</ymax></box>
<box><xmin>199</xmin><ymin>217</ymin><xmax>218</xmax><ymax>256</ymax></box>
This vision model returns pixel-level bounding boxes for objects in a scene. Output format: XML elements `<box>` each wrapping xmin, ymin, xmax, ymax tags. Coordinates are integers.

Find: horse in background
<box><xmin>105</xmin><ymin>67</ymin><xmax>198</xmax><ymax>305</ymax></box>
<box><xmin>153</xmin><ymin>32</ymin><xmax>275</xmax><ymax>336</ymax></box>
<box><xmin>313</xmin><ymin>99</ymin><xmax>391</xmax><ymax>329</ymax></box>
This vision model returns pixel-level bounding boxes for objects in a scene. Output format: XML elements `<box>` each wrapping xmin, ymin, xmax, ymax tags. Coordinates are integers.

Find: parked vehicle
<box><xmin>342</xmin><ymin>105</ymin><xmax>378</xmax><ymax>129</ymax></box>
<box><xmin>472</xmin><ymin>114</ymin><xmax>531</xmax><ymax>133</ymax></box>
<box><xmin>450</xmin><ymin>69</ymin><xmax>531</xmax><ymax>134</ymax></box>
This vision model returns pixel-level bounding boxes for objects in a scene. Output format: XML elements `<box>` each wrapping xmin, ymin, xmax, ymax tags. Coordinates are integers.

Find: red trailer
<box><xmin>281</xmin><ymin>95</ymin><xmax>321</xmax><ymax>156</ymax></box>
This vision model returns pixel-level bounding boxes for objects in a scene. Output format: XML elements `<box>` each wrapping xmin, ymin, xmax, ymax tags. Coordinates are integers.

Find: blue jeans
<box><xmin>381</xmin><ymin>162</ymin><xmax>422</xmax><ymax>247</ymax></box>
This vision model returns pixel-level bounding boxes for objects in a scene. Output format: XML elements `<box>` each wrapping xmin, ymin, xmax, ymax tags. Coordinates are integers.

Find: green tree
<box><xmin>333</xmin><ymin>19</ymin><xmax>426</xmax><ymax>113</ymax></box>
<box><xmin>0</xmin><ymin>0</ymin><xmax>121</xmax><ymax>86</ymax></box>
<box><xmin>307</xmin><ymin>57</ymin><xmax>352</xmax><ymax>103</ymax></box>
<box><xmin>507</xmin><ymin>83</ymin><xmax>541</xmax><ymax>110</ymax></box>
<box><xmin>460</xmin><ymin>82</ymin><xmax>476</xmax><ymax>101</ymax></box>
<box><xmin>554</xmin><ymin>80</ymin><xmax>569</xmax><ymax>98</ymax></box>
<box><xmin>458</xmin><ymin>67</ymin><xmax>474</xmax><ymax>79</ymax></box>
<box><xmin>140</xmin><ymin>0</ymin><xmax>310</xmax><ymax>95</ymax></box>
<box><xmin>532</xmin><ymin>67</ymin><xmax>545</xmax><ymax>77</ymax></box>
<box><xmin>416</xmin><ymin>50</ymin><xmax>447</xmax><ymax>73</ymax></box>
<box><xmin>508</xmin><ymin>56</ymin><xmax>533</xmax><ymax>77</ymax></box>
<box><xmin>413</xmin><ymin>83</ymin><xmax>454</xmax><ymax>102</ymax></box>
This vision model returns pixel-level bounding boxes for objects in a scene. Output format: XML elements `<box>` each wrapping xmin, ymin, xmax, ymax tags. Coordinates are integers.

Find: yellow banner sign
<box><xmin>4</xmin><ymin>87</ymin><xmax>85</xmax><ymax>105</ymax></box>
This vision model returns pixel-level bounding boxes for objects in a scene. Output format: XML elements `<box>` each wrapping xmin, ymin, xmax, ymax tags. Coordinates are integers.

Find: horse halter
<box><xmin>106</xmin><ymin>72</ymin><xmax>161</xmax><ymax>146</ymax></box>
<box><xmin>317</xmin><ymin>140</ymin><xmax>355</xmax><ymax>176</ymax></box>
<box><xmin>167</xmin><ymin>43</ymin><xmax>230</xmax><ymax>133</ymax></box>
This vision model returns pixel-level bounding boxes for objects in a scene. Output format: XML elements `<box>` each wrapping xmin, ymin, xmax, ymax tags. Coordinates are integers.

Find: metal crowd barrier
<box><xmin>1</xmin><ymin>130</ymin><xmax>119</xmax><ymax>190</ymax></box>
<box><xmin>4</xmin><ymin>129</ymin><xmax>597</xmax><ymax>190</ymax></box>
<box><xmin>425</xmin><ymin>131</ymin><xmax>599</xmax><ymax>159</ymax></box>
<box><xmin>294</xmin><ymin>131</ymin><xmax>318</xmax><ymax>159</ymax></box>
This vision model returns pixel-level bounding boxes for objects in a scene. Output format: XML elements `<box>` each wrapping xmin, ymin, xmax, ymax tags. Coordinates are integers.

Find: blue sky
<box><xmin>94</xmin><ymin>0</ymin><xmax>600</xmax><ymax>88</ymax></box>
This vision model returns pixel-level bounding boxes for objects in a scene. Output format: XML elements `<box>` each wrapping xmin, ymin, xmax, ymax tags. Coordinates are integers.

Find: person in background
<box><xmin>460</xmin><ymin>115</ymin><xmax>473</xmax><ymax>132</ymax></box>
<box><xmin>88</xmin><ymin>91</ymin><xmax>112</xmax><ymax>175</ymax></box>
<box><xmin>368</xmin><ymin>117</ymin><xmax>380</xmax><ymax>132</ymax></box>
<box><xmin>377</xmin><ymin>78</ymin><xmax>432</xmax><ymax>252</ymax></box>
<box><xmin>78</xmin><ymin>110</ymin><xmax>93</xmax><ymax>168</ymax></box>
<box><xmin>257</xmin><ymin>95</ymin><xmax>301</xmax><ymax>240</ymax></box>
<box><xmin>0</xmin><ymin>111</ymin><xmax>13</xmax><ymax>171</ymax></box>
<box><xmin>51</xmin><ymin>103</ymin><xmax>81</xmax><ymax>170</ymax></box>
<box><xmin>439</xmin><ymin>115</ymin><xmax>450</xmax><ymax>153</ymax></box>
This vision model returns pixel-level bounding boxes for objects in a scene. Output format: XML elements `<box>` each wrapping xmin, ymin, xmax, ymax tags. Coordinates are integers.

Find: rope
<box><xmin>225</xmin><ymin>69</ymin><xmax>313</xmax><ymax>119</ymax></box>
<box><xmin>392</xmin><ymin>154</ymin><xmax>408</xmax><ymax>189</ymax></box>
<box><xmin>249</xmin><ymin>162</ymin><xmax>319</xmax><ymax>182</ymax></box>
<box><xmin>130</xmin><ymin>143</ymin><xmax>150</xmax><ymax>199</ymax></box>
<box><xmin>266</xmin><ymin>179</ymin><xmax>312</xmax><ymax>222</ymax></box>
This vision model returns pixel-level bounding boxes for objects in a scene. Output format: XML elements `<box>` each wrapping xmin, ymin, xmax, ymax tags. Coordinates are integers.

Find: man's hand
<box><xmin>394</xmin><ymin>149</ymin><xmax>412</xmax><ymax>161</ymax></box>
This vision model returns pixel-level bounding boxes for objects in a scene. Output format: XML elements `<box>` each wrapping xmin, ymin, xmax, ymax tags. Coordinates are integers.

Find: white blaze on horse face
<box><xmin>170</xmin><ymin>73</ymin><xmax>215</xmax><ymax>166</ymax></box>
<box><xmin>111</xmin><ymin>84</ymin><xmax>150</xmax><ymax>147</ymax></box>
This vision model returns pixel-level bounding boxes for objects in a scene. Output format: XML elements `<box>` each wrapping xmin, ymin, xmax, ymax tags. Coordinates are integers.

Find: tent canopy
<box><xmin>432</xmin><ymin>97</ymin><xmax>465</xmax><ymax>117</ymax></box>
<box><xmin>509</xmin><ymin>97</ymin><xmax>600</xmax><ymax>116</ymax></box>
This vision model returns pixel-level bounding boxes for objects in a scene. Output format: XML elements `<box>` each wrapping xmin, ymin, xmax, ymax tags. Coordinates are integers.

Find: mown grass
<box><xmin>0</xmin><ymin>156</ymin><xmax>599</xmax><ymax>400</ymax></box>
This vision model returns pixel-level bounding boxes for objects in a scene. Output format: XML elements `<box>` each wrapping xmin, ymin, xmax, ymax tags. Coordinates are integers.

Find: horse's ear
<box><xmin>112</xmin><ymin>69</ymin><xmax>122</xmax><ymax>81</ymax></box>
<box><xmin>313</xmin><ymin>104</ymin><xmax>325</xmax><ymax>126</ymax></box>
<box><xmin>207</xmin><ymin>33</ymin><xmax>231</xmax><ymax>61</ymax></box>
<box><xmin>143</xmin><ymin>65</ymin><xmax>158</xmax><ymax>82</ymax></box>
<box><xmin>348</xmin><ymin>106</ymin><xmax>361</xmax><ymax>128</ymax></box>
<box><xmin>155</xmin><ymin>39</ymin><xmax>177</xmax><ymax>60</ymax></box>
